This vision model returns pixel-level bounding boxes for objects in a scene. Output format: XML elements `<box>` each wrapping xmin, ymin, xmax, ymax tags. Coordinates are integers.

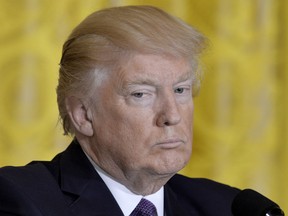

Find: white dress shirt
<box><xmin>85</xmin><ymin>153</ymin><xmax>164</xmax><ymax>216</ymax></box>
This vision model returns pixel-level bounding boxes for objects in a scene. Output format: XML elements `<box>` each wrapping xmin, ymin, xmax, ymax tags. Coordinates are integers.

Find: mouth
<box><xmin>156</xmin><ymin>138</ymin><xmax>184</xmax><ymax>149</ymax></box>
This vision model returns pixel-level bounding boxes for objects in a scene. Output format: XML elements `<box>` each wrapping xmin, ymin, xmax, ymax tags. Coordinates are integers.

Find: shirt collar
<box><xmin>85</xmin><ymin>152</ymin><xmax>164</xmax><ymax>216</ymax></box>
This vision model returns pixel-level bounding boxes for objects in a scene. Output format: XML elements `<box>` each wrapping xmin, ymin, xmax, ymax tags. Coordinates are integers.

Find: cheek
<box><xmin>180</xmin><ymin>105</ymin><xmax>194</xmax><ymax>148</ymax></box>
<box><xmin>96</xmin><ymin>108</ymin><xmax>151</xmax><ymax>149</ymax></box>
<box><xmin>182</xmin><ymin>103</ymin><xmax>194</xmax><ymax>127</ymax></box>
<box><xmin>117</xmin><ymin>114</ymin><xmax>152</xmax><ymax>148</ymax></box>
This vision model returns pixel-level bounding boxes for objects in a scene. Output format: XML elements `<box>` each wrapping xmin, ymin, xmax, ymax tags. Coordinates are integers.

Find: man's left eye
<box><xmin>132</xmin><ymin>92</ymin><xmax>144</xmax><ymax>98</ymax></box>
<box><xmin>175</xmin><ymin>88</ymin><xmax>184</xmax><ymax>94</ymax></box>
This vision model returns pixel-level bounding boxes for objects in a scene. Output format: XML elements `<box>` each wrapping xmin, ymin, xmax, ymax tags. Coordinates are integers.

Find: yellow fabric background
<box><xmin>0</xmin><ymin>0</ymin><xmax>287</xmax><ymax>212</ymax></box>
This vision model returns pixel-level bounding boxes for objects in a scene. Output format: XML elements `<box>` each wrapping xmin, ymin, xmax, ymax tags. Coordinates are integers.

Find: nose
<box><xmin>156</xmin><ymin>94</ymin><xmax>181</xmax><ymax>127</ymax></box>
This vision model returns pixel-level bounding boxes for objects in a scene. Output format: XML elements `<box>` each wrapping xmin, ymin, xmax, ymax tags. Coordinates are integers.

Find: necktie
<box><xmin>130</xmin><ymin>198</ymin><xmax>158</xmax><ymax>216</ymax></box>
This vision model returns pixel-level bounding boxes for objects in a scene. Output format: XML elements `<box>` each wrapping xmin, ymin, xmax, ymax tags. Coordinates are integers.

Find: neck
<box><xmin>95</xmin><ymin>155</ymin><xmax>172</xmax><ymax>195</ymax></box>
<box><xmin>77</xmin><ymin>136</ymin><xmax>174</xmax><ymax>195</ymax></box>
<box><xmin>120</xmin><ymin>171</ymin><xmax>172</xmax><ymax>195</ymax></box>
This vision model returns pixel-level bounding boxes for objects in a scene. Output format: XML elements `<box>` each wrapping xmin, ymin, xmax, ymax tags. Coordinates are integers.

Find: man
<box><xmin>0</xmin><ymin>5</ymin><xmax>239</xmax><ymax>215</ymax></box>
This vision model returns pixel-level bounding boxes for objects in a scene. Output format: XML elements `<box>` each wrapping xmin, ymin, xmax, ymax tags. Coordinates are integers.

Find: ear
<box><xmin>65</xmin><ymin>96</ymin><xmax>94</xmax><ymax>136</ymax></box>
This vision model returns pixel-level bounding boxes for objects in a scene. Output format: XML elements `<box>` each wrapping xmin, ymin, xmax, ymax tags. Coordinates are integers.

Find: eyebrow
<box><xmin>176</xmin><ymin>71</ymin><xmax>193</xmax><ymax>83</ymax></box>
<box><xmin>126</xmin><ymin>78</ymin><xmax>160</xmax><ymax>88</ymax></box>
<box><xmin>125</xmin><ymin>70</ymin><xmax>193</xmax><ymax>87</ymax></box>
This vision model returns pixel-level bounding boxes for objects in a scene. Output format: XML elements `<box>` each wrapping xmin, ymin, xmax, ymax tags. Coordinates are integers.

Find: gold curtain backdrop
<box><xmin>0</xmin><ymin>0</ymin><xmax>287</xmax><ymax>212</ymax></box>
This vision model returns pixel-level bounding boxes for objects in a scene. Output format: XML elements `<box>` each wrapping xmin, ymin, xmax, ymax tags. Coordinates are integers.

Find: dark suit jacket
<box><xmin>0</xmin><ymin>140</ymin><xmax>239</xmax><ymax>215</ymax></box>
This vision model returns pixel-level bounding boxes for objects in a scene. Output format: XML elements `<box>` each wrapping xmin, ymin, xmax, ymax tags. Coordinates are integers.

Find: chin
<box><xmin>153</xmin><ymin>156</ymin><xmax>189</xmax><ymax>176</ymax></box>
<box><xmin>144</xmin><ymin>147</ymin><xmax>191</xmax><ymax>176</ymax></box>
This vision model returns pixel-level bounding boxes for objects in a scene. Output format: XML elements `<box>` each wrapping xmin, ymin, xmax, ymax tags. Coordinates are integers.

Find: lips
<box><xmin>156</xmin><ymin>138</ymin><xmax>185</xmax><ymax>149</ymax></box>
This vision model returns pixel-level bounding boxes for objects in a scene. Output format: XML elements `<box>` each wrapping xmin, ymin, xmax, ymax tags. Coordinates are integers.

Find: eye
<box><xmin>131</xmin><ymin>92</ymin><xmax>144</xmax><ymax>98</ymax></box>
<box><xmin>174</xmin><ymin>87</ymin><xmax>184</xmax><ymax>94</ymax></box>
<box><xmin>128</xmin><ymin>90</ymin><xmax>154</xmax><ymax>106</ymax></box>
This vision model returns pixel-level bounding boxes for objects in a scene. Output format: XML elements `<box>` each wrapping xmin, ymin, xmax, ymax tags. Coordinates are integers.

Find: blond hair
<box><xmin>57</xmin><ymin>5</ymin><xmax>207</xmax><ymax>135</ymax></box>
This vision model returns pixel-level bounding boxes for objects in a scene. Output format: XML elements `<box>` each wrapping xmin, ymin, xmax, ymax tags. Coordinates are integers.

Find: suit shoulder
<box><xmin>169</xmin><ymin>174</ymin><xmax>239</xmax><ymax>192</ymax></box>
<box><xmin>0</xmin><ymin>162</ymin><xmax>52</xmax><ymax>181</ymax></box>
<box><xmin>0</xmin><ymin>164</ymin><xmax>47</xmax><ymax>215</ymax></box>
<box><xmin>0</xmin><ymin>162</ymin><xmax>57</xmax><ymax>199</ymax></box>
<box><xmin>167</xmin><ymin>174</ymin><xmax>240</xmax><ymax>215</ymax></box>
<box><xmin>0</xmin><ymin>162</ymin><xmax>70</xmax><ymax>215</ymax></box>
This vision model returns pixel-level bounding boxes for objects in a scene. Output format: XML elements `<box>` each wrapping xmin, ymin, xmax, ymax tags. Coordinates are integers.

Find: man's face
<box><xmin>89</xmin><ymin>54</ymin><xmax>194</xmax><ymax>179</ymax></box>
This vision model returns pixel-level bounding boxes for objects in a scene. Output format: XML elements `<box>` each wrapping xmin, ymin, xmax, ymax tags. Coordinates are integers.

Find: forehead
<box><xmin>116</xmin><ymin>54</ymin><xmax>192</xmax><ymax>85</ymax></box>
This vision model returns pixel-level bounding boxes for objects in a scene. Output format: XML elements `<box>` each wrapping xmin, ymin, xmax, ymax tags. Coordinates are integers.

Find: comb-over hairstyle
<box><xmin>57</xmin><ymin>5</ymin><xmax>207</xmax><ymax>135</ymax></box>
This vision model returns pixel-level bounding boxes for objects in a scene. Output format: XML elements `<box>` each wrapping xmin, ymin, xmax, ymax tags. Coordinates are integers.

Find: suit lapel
<box><xmin>57</xmin><ymin>141</ymin><xmax>203</xmax><ymax>216</ymax></box>
<box><xmin>59</xmin><ymin>140</ymin><xmax>124</xmax><ymax>216</ymax></box>
<box><xmin>164</xmin><ymin>185</ymin><xmax>189</xmax><ymax>216</ymax></box>
<box><xmin>164</xmin><ymin>183</ymin><xmax>201</xmax><ymax>216</ymax></box>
